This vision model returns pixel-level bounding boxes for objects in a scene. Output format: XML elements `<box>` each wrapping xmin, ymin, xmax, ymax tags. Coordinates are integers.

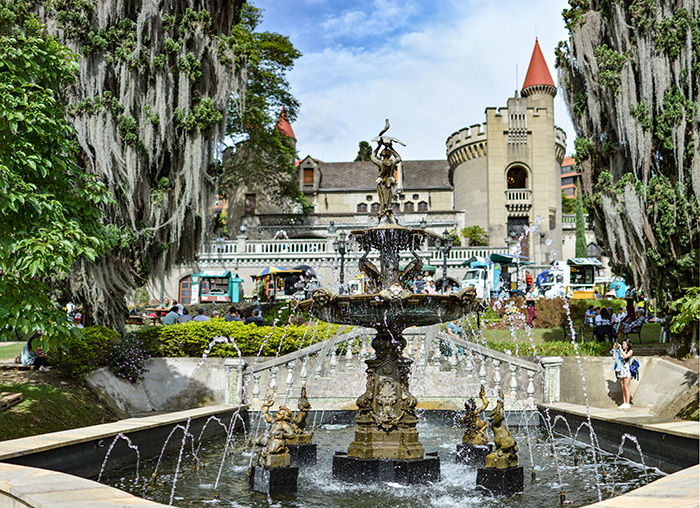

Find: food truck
<box><xmin>189</xmin><ymin>270</ymin><xmax>243</xmax><ymax>304</ymax></box>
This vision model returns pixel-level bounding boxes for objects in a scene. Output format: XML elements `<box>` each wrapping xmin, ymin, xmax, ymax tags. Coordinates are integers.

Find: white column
<box><xmin>224</xmin><ymin>358</ymin><xmax>248</xmax><ymax>405</ymax></box>
<box><xmin>540</xmin><ymin>356</ymin><xmax>563</xmax><ymax>404</ymax></box>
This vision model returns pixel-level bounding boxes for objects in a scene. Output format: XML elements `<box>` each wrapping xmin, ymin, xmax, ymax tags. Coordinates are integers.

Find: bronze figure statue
<box><xmin>461</xmin><ymin>385</ymin><xmax>490</xmax><ymax>445</ymax></box>
<box><xmin>257</xmin><ymin>391</ymin><xmax>301</xmax><ymax>467</ymax></box>
<box><xmin>484</xmin><ymin>395</ymin><xmax>518</xmax><ymax>469</ymax></box>
<box><xmin>287</xmin><ymin>386</ymin><xmax>313</xmax><ymax>445</ymax></box>
<box><xmin>370</xmin><ymin>119</ymin><xmax>404</xmax><ymax>223</ymax></box>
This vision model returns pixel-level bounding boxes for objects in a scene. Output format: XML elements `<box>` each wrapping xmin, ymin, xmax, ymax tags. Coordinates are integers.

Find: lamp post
<box><xmin>437</xmin><ymin>228</ymin><xmax>453</xmax><ymax>293</ymax></box>
<box><xmin>333</xmin><ymin>231</ymin><xmax>347</xmax><ymax>293</ymax></box>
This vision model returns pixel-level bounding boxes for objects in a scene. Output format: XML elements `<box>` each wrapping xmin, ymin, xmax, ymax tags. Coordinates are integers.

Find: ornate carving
<box><xmin>257</xmin><ymin>389</ymin><xmax>314</xmax><ymax>466</ymax></box>
<box><xmin>485</xmin><ymin>396</ymin><xmax>518</xmax><ymax>469</ymax></box>
<box><xmin>461</xmin><ymin>385</ymin><xmax>490</xmax><ymax>445</ymax></box>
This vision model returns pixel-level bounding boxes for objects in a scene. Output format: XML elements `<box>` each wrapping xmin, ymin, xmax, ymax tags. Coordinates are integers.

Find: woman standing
<box><xmin>612</xmin><ymin>339</ymin><xmax>634</xmax><ymax>408</ymax></box>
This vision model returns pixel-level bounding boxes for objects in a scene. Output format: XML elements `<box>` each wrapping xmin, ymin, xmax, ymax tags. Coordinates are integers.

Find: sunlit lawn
<box><xmin>0</xmin><ymin>343</ymin><xmax>24</xmax><ymax>361</ymax></box>
<box><xmin>479</xmin><ymin>323</ymin><xmax>662</xmax><ymax>344</ymax></box>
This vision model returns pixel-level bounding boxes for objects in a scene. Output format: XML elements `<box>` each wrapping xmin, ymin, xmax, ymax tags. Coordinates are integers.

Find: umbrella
<box><xmin>294</xmin><ymin>265</ymin><xmax>317</xmax><ymax>277</ymax></box>
<box><xmin>251</xmin><ymin>266</ymin><xmax>301</xmax><ymax>278</ymax></box>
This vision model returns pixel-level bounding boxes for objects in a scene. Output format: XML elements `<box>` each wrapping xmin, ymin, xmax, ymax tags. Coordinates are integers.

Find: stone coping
<box><xmin>0</xmin><ymin>404</ymin><xmax>240</xmax><ymax>462</ymax></box>
<box><xmin>543</xmin><ymin>402</ymin><xmax>700</xmax><ymax>440</ymax></box>
<box><xmin>0</xmin><ymin>462</ymin><xmax>169</xmax><ymax>507</ymax></box>
<box><xmin>582</xmin><ymin>464</ymin><xmax>699</xmax><ymax>508</ymax></box>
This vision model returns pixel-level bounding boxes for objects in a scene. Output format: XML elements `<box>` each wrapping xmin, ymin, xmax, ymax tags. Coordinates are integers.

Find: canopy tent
<box><xmin>399</xmin><ymin>262</ymin><xmax>437</xmax><ymax>273</ymax></box>
<box><xmin>567</xmin><ymin>257</ymin><xmax>603</xmax><ymax>267</ymax></box>
<box><xmin>294</xmin><ymin>265</ymin><xmax>317</xmax><ymax>277</ymax></box>
<box><xmin>489</xmin><ymin>253</ymin><xmax>534</xmax><ymax>265</ymax></box>
<box><xmin>250</xmin><ymin>266</ymin><xmax>301</xmax><ymax>279</ymax></box>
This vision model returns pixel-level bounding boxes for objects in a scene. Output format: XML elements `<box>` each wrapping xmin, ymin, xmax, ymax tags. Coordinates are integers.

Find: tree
<box><xmin>0</xmin><ymin>3</ymin><xmax>111</xmax><ymax>341</ymax></box>
<box><xmin>562</xmin><ymin>191</ymin><xmax>576</xmax><ymax>214</ymax></box>
<box><xmin>557</xmin><ymin>0</ymin><xmax>699</xmax><ymax>355</ymax></box>
<box><xmin>574</xmin><ymin>181</ymin><xmax>587</xmax><ymax>257</ymax></box>
<box><xmin>460</xmin><ymin>226</ymin><xmax>489</xmax><ymax>247</ymax></box>
<box><xmin>355</xmin><ymin>141</ymin><xmax>372</xmax><ymax>162</ymax></box>
<box><xmin>26</xmin><ymin>0</ymin><xmax>247</xmax><ymax>331</ymax></box>
<box><xmin>221</xmin><ymin>4</ymin><xmax>310</xmax><ymax>212</ymax></box>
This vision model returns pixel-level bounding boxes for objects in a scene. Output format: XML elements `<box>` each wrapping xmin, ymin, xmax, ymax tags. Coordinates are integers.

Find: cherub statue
<box><xmin>257</xmin><ymin>391</ymin><xmax>298</xmax><ymax>467</ymax></box>
<box><xmin>287</xmin><ymin>386</ymin><xmax>313</xmax><ymax>445</ymax></box>
<box><xmin>484</xmin><ymin>395</ymin><xmax>518</xmax><ymax>469</ymax></box>
<box><xmin>461</xmin><ymin>385</ymin><xmax>490</xmax><ymax>445</ymax></box>
<box><xmin>370</xmin><ymin>119</ymin><xmax>404</xmax><ymax>222</ymax></box>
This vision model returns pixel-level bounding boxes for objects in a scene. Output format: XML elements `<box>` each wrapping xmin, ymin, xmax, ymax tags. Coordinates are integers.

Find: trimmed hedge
<box><xmin>484</xmin><ymin>340</ymin><xmax>609</xmax><ymax>357</ymax></box>
<box><xmin>51</xmin><ymin>325</ymin><xmax>120</xmax><ymax>380</ymax></box>
<box><xmin>134</xmin><ymin>319</ymin><xmax>341</xmax><ymax>358</ymax></box>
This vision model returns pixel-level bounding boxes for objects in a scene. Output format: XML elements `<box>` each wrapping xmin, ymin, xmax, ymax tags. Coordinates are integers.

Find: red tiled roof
<box><xmin>275</xmin><ymin>107</ymin><xmax>296</xmax><ymax>140</ymax></box>
<box><xmin>522</xmin><ymin>39</ymin><xmax>555</xmax><ymax>91</ymax></box>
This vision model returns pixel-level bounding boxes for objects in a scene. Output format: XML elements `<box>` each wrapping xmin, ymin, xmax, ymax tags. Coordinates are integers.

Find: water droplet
<box><xmin>545</xmin><ymin>238</ymin><xmax>553</xmax><ymax>246</ymax></box>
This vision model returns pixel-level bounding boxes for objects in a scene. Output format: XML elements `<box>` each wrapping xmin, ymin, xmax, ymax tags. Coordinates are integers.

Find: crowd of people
<box><xmin>158</xmin><ymin>301</ymin><xmax>266</xmax><ymax>327</ymax></box>
<box><xmin>583</xmin><ymin>291</ymin><xmax>648</xmax><ymax>343</ymax></box>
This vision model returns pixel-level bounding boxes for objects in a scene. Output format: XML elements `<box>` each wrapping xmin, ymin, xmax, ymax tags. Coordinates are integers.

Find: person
<box><xmin>72</xmin><ymin>313</ymin><xmax>84</xmax><ymax>329</ymax></box>
<box><xmin>193</xmin><ymin>308</ymin><xmax>210</xmax><ymax>322</ymax></box>
<box><xmin>173</xmin><ymin>301</ymin><xmax>184</xmax><ymax>316</ymax></box>
<box><xmin>619</xmin><ymin>310</ymin><xmax>645</xmax><ymax>340</ymax></box>
<box><xmin>413</xmin><ymin>273</ymin><xmax>425</xmax><ymax>294</ymax></box>
<box><xmin>611</xmin><ymin>339</ymin><xmax>634</xmax><ymax>408</ymax></box>
<box><xmin>525</xmin><ymin>271</ymin><xmax>533</xmax><ymax>293</ymax></box>
<box><xmin>584</xmin><ymin>305</ymin><xmax>596</xmax><ymax>328</ymax></box>
<box><xmin>225</xmin><ymin>306</ymin><xmax>242</xmax><ymax>322</ymax></box>
<box><xmin>424</xmin><ymin>280</ymin><xmax>437</xmax><ymax>294</ymax></box>
<box><xmin>252</xmin><ymin>296</ymin><xmax>262</xmax><ymax>310</ymax></box>
<box><xmin>160</xmin><ymin>306</ymin><xmax>179</xmax><ymax>325</ymax></box>
<box><xmin>594</xmin><ymin>308</ymin><xmax>614</xmax><ymax>342</ymax></box>
<box><xmin>245</xmin><ymin>308</ymin><xmax>264</xmax><ymax>326</ymax></box>
<box><xmin>446</xmin><ymin>320</ymin><xmax>463</xmax><ymax>339</ymax></box>
<box><xmin>211</xmin><ymin>310</ymin><xmax>220</xmax><ymax>318</ymax></box>
<box><xmin>176</xmin><ymin>308</ymin><xmax>193</xmax><ymax>323</ymax></box>
<box><xmin>526</xmin><ymin>299</ymin><xmax>537</xmax><ymax>328</ymax></box>
<box><xmin>266</xmin><ymin>278</ymin><xmax>276</xmax><ymax>302</ymax></box>
<box><xmin>21</xmin><ymin>330</ymin><xmax>50</xmax><ymax>370</ymax></box>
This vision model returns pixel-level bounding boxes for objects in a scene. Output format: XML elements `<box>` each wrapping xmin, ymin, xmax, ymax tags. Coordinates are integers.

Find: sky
<box><xmin>252</xmin><ymin>0</ymin><xmax>576</xmax><ymax>162</ymax></box>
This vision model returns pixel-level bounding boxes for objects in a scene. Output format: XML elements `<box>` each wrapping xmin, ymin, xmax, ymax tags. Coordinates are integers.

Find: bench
<box><xmin>625</xmin><ymin>322</ymin><xmax>644</xmax><ymax>343</ymax></box>
<box><xmin>561</xmin><ymin>319</ymin><xmax>587</xmax><ymax>341</ymax></box>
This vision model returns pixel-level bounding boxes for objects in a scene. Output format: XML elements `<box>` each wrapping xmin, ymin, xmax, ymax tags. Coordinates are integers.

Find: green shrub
<box><xmin>484</xmin><ymin>340</ymin><xmax>609</xmax><ymax>357</ymax></box>
<box><xmin>134</xmin><ymin>320</ymin><xmax>340</xmax><ymax>358</ymax></box>
<box><xmin>51</xmin><ymin>325</ymin><xmax>120</xmax><ymax>380</ymax></box>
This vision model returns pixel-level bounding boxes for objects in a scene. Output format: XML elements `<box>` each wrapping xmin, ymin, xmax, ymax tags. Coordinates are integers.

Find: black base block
<box><xmin>248</xmin><ymin>465</ymin><xmax>299</xmax><ymax>495</ymax></box>
<box><xmin>288</xmin><ymin>443</ymin><xmax>317</xmax><ymax>466</ymax></box>
<box><xmin>476</xmin><ymin>466</ymin><xmax>524</xmax><ymax>496</ymax></box>
<box><xmin>456</xmin><ymin>444</ymin><xmax>492</xmax><ymax>466</ymax></box>
<box><xmin>332</xmin><ymin>451</ymin><xmax>440</xmax><ymax>484</ymax></box>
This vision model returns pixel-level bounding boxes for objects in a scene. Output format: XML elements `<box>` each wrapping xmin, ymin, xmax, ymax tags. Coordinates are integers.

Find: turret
<box><xmin>521</xmin><ymin>38</ymin><xmax>556</xmax><ymax>99</ymax></box>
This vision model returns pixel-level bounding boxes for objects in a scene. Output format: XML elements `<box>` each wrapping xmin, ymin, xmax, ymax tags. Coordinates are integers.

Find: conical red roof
<box><xmin>275</xmin><ymin>106</ymin><xmax>296</xmax><ymax>140</ymax></box>
<box><xmin>522</xmin><ymin>38</ymin><xmax>555</xmax><ymax>91</ymax></box>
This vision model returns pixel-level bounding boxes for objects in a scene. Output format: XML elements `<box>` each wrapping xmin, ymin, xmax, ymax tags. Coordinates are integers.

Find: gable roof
<box><xmin>316</xmin><ymin>160</ymin><xmax>451</xmax><ymax>191</ymax></box>
<box><xmin>275</xmin><ymin>107</ymin><xmax>296</xmax><ymax>140</ymax></box>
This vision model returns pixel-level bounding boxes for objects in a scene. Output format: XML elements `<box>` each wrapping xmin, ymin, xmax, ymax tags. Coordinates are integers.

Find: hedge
<box><xmin>51</xmin><ymin>325</ymin><xmax>120</xmax><ymax>380</ymax></box>
<box><xmin>134</xmin><ymin>319</ymin><xmax>341</xmax><ymax>358</ymax></box>
<box><xmin>484</xmin><ymin>340</ymin><xmax>609</xmax><ymax>357</ymax></box>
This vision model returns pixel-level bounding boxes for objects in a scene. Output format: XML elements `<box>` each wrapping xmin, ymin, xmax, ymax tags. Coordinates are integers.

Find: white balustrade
<box><xmin>509</xmin><ymin>363</ymin><xmax>518</xmax><ymax>397</ymax></box>
<box><xmin>285</xmin><ymin>360</ymin><xmax>296</xmax><ymax>398</ymax></box>
<box><xmin>344</xmin><ymin>343</ymin><xmax>354</xmax><ymax>369</ymax></box>
<box><xmin>268</xmin><ymin>365</ymin><xmax>278</xmax><ymax>392</ymax></box>
<box><xmin>252</xmin><ymin>372</ymin><xmax>261</xmax><ymax>400</ymax></box>
<box><xmin>299</xmin><ymin>356</ymin><xmax>309</xmax><ymax>387</ymax></box>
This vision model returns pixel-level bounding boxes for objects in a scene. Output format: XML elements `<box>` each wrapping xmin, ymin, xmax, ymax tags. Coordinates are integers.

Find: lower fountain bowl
<box><xmin>332</xmin><ymin>451</ymin><xmax>440</xmax><ymax>484</ymax></box>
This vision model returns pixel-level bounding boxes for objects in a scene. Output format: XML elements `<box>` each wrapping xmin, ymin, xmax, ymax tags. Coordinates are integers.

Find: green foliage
<box><xmin>51</xmin><ymin>326</ymin><xmax>120</xmax><ymax>380</ymax></box>
<box><xmin>117</xmin><ymin>115</ymin><xmax>139</xmax><ymax>146</ymax></box>
<box><xmin>0</xmin><ymin>5</ymin><xmax>112</xmax><ymax>341</ymax></box>
<box><xmin>460</xmin><ymin>225</ymin><xmax>489</xmax><ymax>246</ymax></box>
<box><xmin>134</xmin><ymin>320</ymin><xmax>340</xmax><ymax>358</ymax></box>
<box><xmin>594</xmin><ymin>44</ymin><xmax>628</xmax><ymax>93</ymax></box>
<box><xmin>562</xmin><ymin>191</ymin><xmax>576</xmax><ymax>214</ymax></box>
<box><xmin>562</xmin><ymin>0</ymin><xmax>590</xmax><ymax>30</ymax></box>
<box><xmin>629</xmin><ymin>0</ymin><xmax>656</xmax><ymax>30</ymax></box>
<box><xmin>179</xmin><ymin>8</ymin><xmax>211</xmax><ymax>33</ymax></box>
<box><xmin>178</xmin><ymin>53</ymin><xmax>202</xmax><ymax>81</ymax></box>
<box><xmin>575</xmin><ymin>181</ymin><xmax>587</xmax><ymax>258</ymax></box>
<box><xmin>485</xmin><ymin>339</ymin><xmax>608</xmax><ymax>357</ymax></box>
<box><xmin>655</xmin><ymin>86</ymin><xmax>696</xmax><ymax>157</ymax></box>
<box><xmin>163</xmin><ymin>37</ymin><xmax>180</xmax><ymax>54</ymax></box>
<box><xmin>354</xmin><ymin>141</ymin><xmax>372</xmax><ymax>162</ymax></box>
<box><xmin>655</xmin><ymin>8</ymin><xmax>695</xmax><ymax>60</ymax></box>
<box><xmin>573</xmin><ymin>137</ymin><xmax>594</xmax><ymax>164</ymax></box>
<box><xmin>630</xmin><ymin>101</ymin><xmax>652</xmax><ymax>131</ymax></box>
<box><xmin>668</xmin><ymin>287</ymin><xmax>700</xmax><ymax>334</ymax></box>
<box><xmin>174</xmin><ymin>98</ymin><xmax>223</xmax><ymax>133</ymax></box>
<box><xmin>222</xmin><ymin>3</ymin><xmax>307</xmax><ymax>211</ymax></box>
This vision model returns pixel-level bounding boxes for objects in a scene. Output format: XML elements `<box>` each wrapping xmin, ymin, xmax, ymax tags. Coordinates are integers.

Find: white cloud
<box><xmin>279</xmin><ymin>0</ymin><xmax>575</xmax><ymax>162</ymax></box>
<box><xmin>320</xmin><ymin>0</ymin><xmax>418</xmax><ymax>39</ymax></box>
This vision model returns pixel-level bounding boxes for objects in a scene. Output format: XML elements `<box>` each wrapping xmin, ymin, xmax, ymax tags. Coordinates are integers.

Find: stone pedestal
<box><xmin>476</xmin><ymin>466</ymin><xmax>524</xmax><ymax>496</ymax></box>
<box><xmin>456</xmin><ymin>443</ymin><xmax>492</xmax><ymax>466</ymax></box>
<box><xmin>248</xmin><ymin>465</ymin><xmax>299</xmax><ymax>495</ymax></box>
<box><xmin>288</xmin><ymin>443</ymin><xmax>317</xmax><ymax>466</ymax></box>
<box><xmin>333</xmin><ymin>451</ymin><xmax>440</xmax><ymax>484</ymax></box>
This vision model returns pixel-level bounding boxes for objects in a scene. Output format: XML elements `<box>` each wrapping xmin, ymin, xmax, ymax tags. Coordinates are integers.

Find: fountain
<box><xmin>299</xmin><ymin>120</ymin><xmax>480</xmax><ymax>484</ymax></box>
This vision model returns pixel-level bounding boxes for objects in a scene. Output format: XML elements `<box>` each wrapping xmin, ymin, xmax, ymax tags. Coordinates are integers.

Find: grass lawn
<box><xmin>479</xmin><ymin>323</ymin><xmax>662</xmax><ymax>344</ymax></box>
<box><xmin>0</xmin><ymin>371</ymin><xmax>117</xmax><ymax>441</ymax></box>
<box><xmin>0</xmin><ymin>343</ymin><xmax>24</xmax><ymax>361</ymax></box>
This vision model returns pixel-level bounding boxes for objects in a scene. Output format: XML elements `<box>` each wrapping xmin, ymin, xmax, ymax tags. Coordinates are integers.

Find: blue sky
<box><xmin>252</xmin><ymin>0</ymin><xmax>576</xmax><ymax>162</ymax></box>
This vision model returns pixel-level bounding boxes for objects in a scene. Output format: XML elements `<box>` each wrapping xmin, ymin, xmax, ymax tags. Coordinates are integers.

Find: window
<box><xmin>366</xmin><ymin>195</ymin><xmax>373</xmax><ymax>201</ymax></box>
<box><xmin>392</xmin><ymin>203</ymin><xmax>400</xmax><ymax>211</ymax></box>
<box><xmin>563</xmin><ymin>187</ymin><xmax>575</xmax><ymax>197</ymax></box>
<box><xmin>417</xmin><ymin>201</ymin><xmax>428</xmax><ymax>212</ymax></box>
<box><xmin>412</xmin><ymin>194</ymin><xmax>419</xmax><ymax>200</ymax></box>
<box><xmin>404</xmin><ymin>201</ymin><xmax>414</xmax><ymax>212</ymax></box>
<box><xmin>561</xmin><ymin>176</ymin><xmax>575</xmax><ymax>186</ymax></box>
<box><xmin>244</xmin><ymin>194</ymin><xmax>256</xmax><ymax>215</ymax></box>
<box><xmin>357</xmin><ymin>203</ymin><xmax>368</xmax><ymax>213</ymax></box>
<box><xmin>506</xmin><ymin>166</ymin><xmax>528</xmax><ymax>189</ymax></box>
<box><xmin>370</xmin><ymin>203</ymin><xmax>380</xmax><ymax>213</ymax></box>
<box><xmin>587</xmin><ymin>243</ymin><xmax>601</xmax><ymax>260</ymax></box>
<box><xmin>303</xmin><ymin>168</ymin><xmax>314</xmax><ymax>184</ymax></box>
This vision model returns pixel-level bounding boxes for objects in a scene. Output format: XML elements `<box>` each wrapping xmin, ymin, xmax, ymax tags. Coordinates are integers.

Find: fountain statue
<box><xmin>286</xmin><ymin>387</ymin><xmax>317</xmax><ymax>466</ymax></box>
<box><xmin>456</xmin><ymin>385</ymin><xmax>493</xmax><ymax>465</ymax></box>
<box><xmin>476</xmin><ymin>393</ymin><xmax>523</xmax><ymax>496</ymax></box>
<box><xmin>300</xmin><ymin>121</ymin><xmax>479</xmax><ymax>484</ymax></box>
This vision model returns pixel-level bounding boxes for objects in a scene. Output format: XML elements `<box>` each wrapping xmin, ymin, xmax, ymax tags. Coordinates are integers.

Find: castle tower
<box><xmin>447</xmin><ymin>39</ymin><xmax>565</xmax><ymax>264</ymax></box>
<box><xmin>276</xmin><ymin>106</ymin><xmax>297</xmax><ymax>153</ymax></box>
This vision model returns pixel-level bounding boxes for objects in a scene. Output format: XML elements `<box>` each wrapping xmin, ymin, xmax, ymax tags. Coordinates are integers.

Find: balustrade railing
<box><xmin>230</xmin><ymin>325</ymin><xmax>557</xmax><ymax>410</ymax></box>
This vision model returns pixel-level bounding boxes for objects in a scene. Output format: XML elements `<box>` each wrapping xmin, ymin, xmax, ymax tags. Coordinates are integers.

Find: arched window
<box><xmin>587</xmin><ymin>243</ymin><xmax>601</xmax><ymax>260</ymax></box>
<box><xmin>506</xmin><ymin>166</ymin><xmax>528</xmax><ymax>189</ymax></box>
<box><xmin>179</xmin><ymin>275</ymin><xmax>192</xmax><ymax>305</ymax></box>
<box><xmin>357</xmin><ymin>203</ymin><xmax>368</xmax><ymax>213</ymax></box>
<box><xmin>392</xmin><ymin>203</ymin><xmax>400</xmax><ymax>211</ymax></box>
<box><xmin>370</xmin><ymin>203</ymin><xmax>381</xmax><ymax>213</ymax></box>
<box><xmin>417</xmin><ymin>201</ymin><xmax>428</xmax><ymax>212</ymax></box>
<box><xmin>404</xmin><ymin>201</ymin><xmax>414</xmax><ymax>212</ymax></box>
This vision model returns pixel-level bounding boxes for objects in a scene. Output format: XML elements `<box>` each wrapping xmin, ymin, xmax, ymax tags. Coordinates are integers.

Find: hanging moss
<box><xmin>562</xmin><ymin>0</ymin><xmax>590</xmax><ymax>30</ymax></box>
<box><xmin>630</xmin><ymin>101</ymin><xmax>652</xmax><ymax>131</ymax></box>
<box><xmin>594</xmin><ymin>44</ymin><xmax>629</xmax><ymax>93</ymax></box>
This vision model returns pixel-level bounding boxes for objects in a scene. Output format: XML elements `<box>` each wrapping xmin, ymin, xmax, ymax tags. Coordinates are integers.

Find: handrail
<box><xmin>435</xmin><ymin>330</ymin><xmax>540</xmax><ymax>372</ymax></box>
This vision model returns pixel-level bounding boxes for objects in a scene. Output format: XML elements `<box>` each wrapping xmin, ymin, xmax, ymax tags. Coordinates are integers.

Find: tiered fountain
<box><xmin>299</xmin><ymin>121</ymin><xmax>480</xmax><ymax>484</ymax></box>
